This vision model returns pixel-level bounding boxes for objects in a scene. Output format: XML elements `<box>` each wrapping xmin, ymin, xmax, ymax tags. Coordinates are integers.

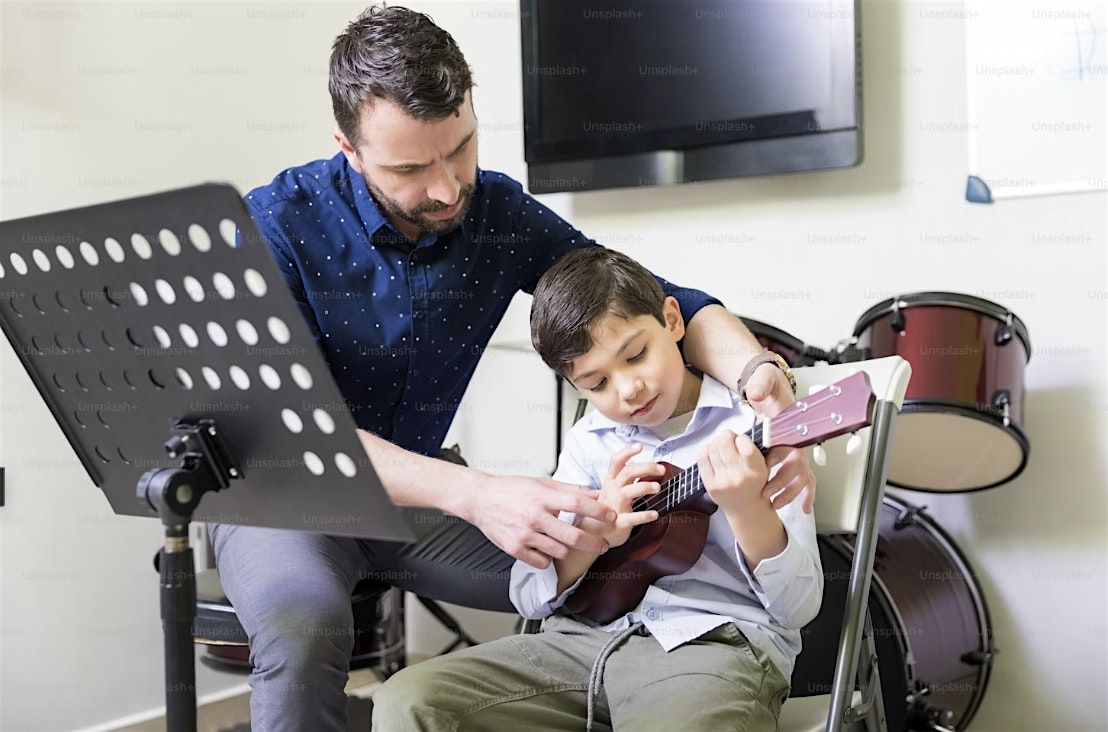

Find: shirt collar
<box><xmin>345</xmin><ymin>155</ymin><xmax>478</xmax><ymax>245</ymax></box>
<box><xmin>582</xmin><ymin>373</ymin><xmax>737</xmax><ymax>436</ymax></box>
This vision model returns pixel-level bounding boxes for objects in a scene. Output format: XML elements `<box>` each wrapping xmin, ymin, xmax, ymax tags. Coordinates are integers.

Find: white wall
<box><xmin>0</xmin><ymin>1</ymin><xmax>1105</xmax><ymax>731</ymax></box>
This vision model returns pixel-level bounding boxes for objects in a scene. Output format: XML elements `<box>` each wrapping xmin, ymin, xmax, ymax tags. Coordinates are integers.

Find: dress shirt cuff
<box><xmin>734</xmin><ymin>524</ymin><xmax>805</xmax><ymax>595</ymax></box>
<box><xmin>509</xmin><ymin>560</ymin><xmax>589</xmax><ymax>618</ymax></box>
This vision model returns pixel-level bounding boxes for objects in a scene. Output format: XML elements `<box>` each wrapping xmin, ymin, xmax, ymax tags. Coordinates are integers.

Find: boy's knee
<box><xmin>372</xmin><ymin>663</ymin><xmax>453</xmax><ymax>729</ymax></box>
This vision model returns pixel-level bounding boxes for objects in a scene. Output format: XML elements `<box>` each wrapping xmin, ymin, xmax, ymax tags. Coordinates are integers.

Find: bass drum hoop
<box><xmin>852</xmin><ymin>291</ymin><xmax>1032</xmax><ymax>358</ymax></box>
<box><xmin>894</xmin><ymin>400</ymin><xmax>1031</xmax><ymax>492</ymax></box>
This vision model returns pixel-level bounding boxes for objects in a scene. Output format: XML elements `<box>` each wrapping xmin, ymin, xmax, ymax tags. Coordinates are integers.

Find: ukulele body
<box><xmin>564</xmin><ymin>462</ymin><xmax>717</xmax><ymax>624</ymax></box>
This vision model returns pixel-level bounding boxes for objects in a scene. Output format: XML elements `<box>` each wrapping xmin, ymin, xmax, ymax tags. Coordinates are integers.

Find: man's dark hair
<box><xmin>531</xmin><ymin>247</ymin><xmax>666</xmax><ymax>378</ymax></box>
<box><xmin>329</xmin><ymin>4</ymin><xmax>474</xmax><ymax>146</ymax></box>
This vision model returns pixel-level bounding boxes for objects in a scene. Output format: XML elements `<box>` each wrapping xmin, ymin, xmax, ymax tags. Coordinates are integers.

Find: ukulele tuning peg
<box><xmin>812</xmin><ymin>443</ymin><xmax>827</xmax><ymax>467</ymax></box>
<box><xmin>846</xmin><ymin>432</ymin><xmax>862</xmax><ymax>455</ymax></box>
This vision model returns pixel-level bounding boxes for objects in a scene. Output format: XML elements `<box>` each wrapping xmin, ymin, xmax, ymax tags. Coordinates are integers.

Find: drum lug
<box><xmin>890</xmin><ymin>298</ymin><xmax>907</xmax><ymax>335</ymax></box>
<box><xmin>995</xmin><ymin>313</ymin><xmax>1015</xmax><ymax>347</ymax></box>
<box><xmin>992</xmin><ymin>390</ymin><xmax>1012</xmax><ymax>427</ymax></box>
<box><xmin>960</xmin><ymin>647</ymin><xmax>998</xmax><ymax>666</ymax></box>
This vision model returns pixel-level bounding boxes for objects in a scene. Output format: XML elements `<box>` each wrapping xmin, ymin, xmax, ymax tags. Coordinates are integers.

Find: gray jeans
<box><xmin>209</xmin><ymin>509</ymin><xmax>514</xmax><ymax>732</ymax></box>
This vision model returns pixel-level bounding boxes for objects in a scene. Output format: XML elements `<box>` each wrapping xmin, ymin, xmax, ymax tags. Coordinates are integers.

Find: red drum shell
<box><xmin>853</xmin><ymin>293</ymin><xmax>1030</xmax><ymax>491</ymax></box>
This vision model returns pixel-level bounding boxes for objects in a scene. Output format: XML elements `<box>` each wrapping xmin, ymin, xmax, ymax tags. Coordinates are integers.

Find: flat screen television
<box><xmin>519</xmin><ymin>1</ymin><xmax>862</xmax><ymax>193</ymax></box>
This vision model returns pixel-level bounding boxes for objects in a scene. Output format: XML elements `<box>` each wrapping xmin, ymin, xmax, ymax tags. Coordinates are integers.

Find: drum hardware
<box><xmin>830</xmin><ymin>336</ymin><xmax>869</xmax><ymax>365</ymax></box>
<box><xmin>995</xmin><ymin>312</ymin><xmax>1015</xmax><ymax>347</ymax></box>
<box><xmin>958</xmin><ymin>649</ymin><xmax>997</xmax><ymax>666</ymax></box>
<box><xmin>907</xmin><ymin>685</ymin><xmax>958</xmax><ymax>732</ymax></box>
<box><xmin>889</xmin><ymin>298</ymin><xmax>908</xmax><ymax>334</ymax></box>
<box><xmin>991</xmin><ymin>391</ymin><xmax>1012</xmax><ymax>427</ymax></box>
<box><xmin>893</xmin><ymin>503</ymin><xmax>925</xmax><ymax>530</ymax></box>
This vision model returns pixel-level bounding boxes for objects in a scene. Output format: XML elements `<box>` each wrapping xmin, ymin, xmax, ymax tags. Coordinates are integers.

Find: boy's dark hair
<box><xmin>531</xmin><ymin>247</ymin><xmax>666</xmax><ymax>378</ymax></box>
<box><xmin>329</xmin><ymin>4</ymin><xmax>474</xmax><ymax>147</ymax></box>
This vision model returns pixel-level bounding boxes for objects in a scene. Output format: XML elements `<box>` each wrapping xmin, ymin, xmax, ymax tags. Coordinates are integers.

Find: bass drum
<box><xmin>791</xmin><ymin>495</ymin><xmax>996</xmax><ymax>731</ymax></box>
<box><xmin>740</xmin><ymin>316</ymin><xmax>825</xmax><ymax>367</ymax></box>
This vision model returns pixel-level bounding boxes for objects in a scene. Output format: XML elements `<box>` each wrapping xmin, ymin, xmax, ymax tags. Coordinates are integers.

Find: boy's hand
<box><xmin>698</xmin><ymin>430</ymin><xmax>770</xmax><ymax>516</ymax></box>
<box><xmin>580</xmin><ymin>443</ymin><xmax>662</xmax><ymax>548</ymax></box>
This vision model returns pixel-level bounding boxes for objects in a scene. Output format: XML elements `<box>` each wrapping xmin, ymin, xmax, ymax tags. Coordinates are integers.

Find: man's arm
<box><xmin>354</xmin><ymin>429</ymin><xmax>616</xmax><ymax>567</ymax></box>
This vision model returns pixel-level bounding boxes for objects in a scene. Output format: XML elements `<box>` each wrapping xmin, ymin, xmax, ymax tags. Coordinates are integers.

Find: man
<box><xmin>212</xmin><ymin>5</ymin><xmax>814</xmax><ymax>730</ymax></box>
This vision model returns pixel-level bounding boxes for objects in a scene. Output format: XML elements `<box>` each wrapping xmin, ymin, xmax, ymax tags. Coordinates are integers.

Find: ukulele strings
<box><xmin>631</xmin><ymin>387</ymin><xmax>848</xmax><ymax>514</ymax></box>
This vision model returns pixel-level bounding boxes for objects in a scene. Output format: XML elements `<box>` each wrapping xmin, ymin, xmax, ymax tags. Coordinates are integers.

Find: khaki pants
<box><xmin>371</xmin><ymin>614</ymin><xmax>791</xmax><ymax>731</ymax></box>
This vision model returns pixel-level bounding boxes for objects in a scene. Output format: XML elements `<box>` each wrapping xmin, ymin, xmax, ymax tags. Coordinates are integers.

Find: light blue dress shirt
<box><xmin>509</xmin><ymin>374</ymin><xmax>823</xmax><ymax>680</ymax></box>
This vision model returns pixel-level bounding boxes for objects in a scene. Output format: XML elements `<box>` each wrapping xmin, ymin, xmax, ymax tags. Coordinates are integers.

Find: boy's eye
<box><xmin>588</xmin><ymin>378</ymin><xmax>607</xmax><ymax>392</ymax></box>
<box><xmin>628</xmin><ymin>346</ymin><xmax>647</xmax><ymax>362</ymax></box>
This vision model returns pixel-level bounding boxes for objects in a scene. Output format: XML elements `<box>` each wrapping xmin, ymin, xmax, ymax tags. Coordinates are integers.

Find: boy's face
<box><xmin>567</xmin><ymin>297</ymin><xmax>699</xmax><ymax>427</ymax></box>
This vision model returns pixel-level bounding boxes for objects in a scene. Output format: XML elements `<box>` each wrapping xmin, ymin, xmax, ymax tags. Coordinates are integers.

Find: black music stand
<box><xmin>0</xmin><ymin>184</ymin><xmax>412</xmax><ymax>732</ymax></box>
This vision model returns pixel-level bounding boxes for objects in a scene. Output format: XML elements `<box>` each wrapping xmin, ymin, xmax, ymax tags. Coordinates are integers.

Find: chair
<box><xmin>777</xmin><ymin>355</ymin><xmax>911</xmax><ymax>732</ymax></box>
<box><xmin>521</xmin><ymin>355</ymin><xmax>912</xmax><ymax>732</ymax></box>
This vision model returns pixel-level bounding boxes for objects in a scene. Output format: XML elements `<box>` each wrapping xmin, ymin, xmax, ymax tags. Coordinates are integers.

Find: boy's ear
<box><xmin>663</xmin><ymin>296</ymin><xmax>686</xmax><ymax>341</ymax></box>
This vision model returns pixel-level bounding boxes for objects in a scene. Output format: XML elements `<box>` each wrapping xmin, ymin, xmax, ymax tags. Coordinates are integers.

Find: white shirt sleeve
<box><xmin>733</xmin><ymin>499</ymin><xmax>824</xmax><ymax>630</ymax></box>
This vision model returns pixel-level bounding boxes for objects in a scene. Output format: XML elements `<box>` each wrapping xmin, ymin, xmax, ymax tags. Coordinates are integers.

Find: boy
<box><xmin>372</xmin><ymin>248</ymin><xmax>823</xmax><ymax>730</ymax></box>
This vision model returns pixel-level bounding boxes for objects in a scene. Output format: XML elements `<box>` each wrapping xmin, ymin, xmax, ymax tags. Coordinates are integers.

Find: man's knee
<box><xmin>246</xmin><ymin>597</ymin><xmax>357</xmax><ymax>676</ymax></box>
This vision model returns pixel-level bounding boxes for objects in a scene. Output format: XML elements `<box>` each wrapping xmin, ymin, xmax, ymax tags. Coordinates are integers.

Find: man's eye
<box><xmin>628</xmin><ymin>347</ymin><xmax>647</xmax><ymax>362</ymax></box>
<box><xmin>589</xmin><ymin>378</ymin><xmax>607</xmax><ymax>392</ymax></box>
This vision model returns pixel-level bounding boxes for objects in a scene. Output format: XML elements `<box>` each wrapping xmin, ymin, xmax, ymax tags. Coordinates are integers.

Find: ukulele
<box><xmin>564</xmin><ymin>371</ymin><xmax>876</xmax><ymax>624</ymax></box>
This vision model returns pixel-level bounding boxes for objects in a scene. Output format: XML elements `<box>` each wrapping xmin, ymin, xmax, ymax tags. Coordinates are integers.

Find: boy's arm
<box><xmin>728</xmin><ymin>499</ymin><xmax>823</xmax><ymax>631</ymax></box>
<box><xmin>701</xmin><ymin>431</ymin><xmax>823</xmax><ymax>630</ymax></box>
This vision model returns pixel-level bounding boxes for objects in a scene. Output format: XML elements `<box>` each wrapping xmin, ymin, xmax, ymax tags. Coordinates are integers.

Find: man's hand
<box><xmin>743</xmin><ymin>363</ymin><xmax>818</xmax><ymax>514</ymax></box>
<box><xmin>470</xmin><ymin>474</ymin><xmax>618</xmax><ymax>569</ymax></box>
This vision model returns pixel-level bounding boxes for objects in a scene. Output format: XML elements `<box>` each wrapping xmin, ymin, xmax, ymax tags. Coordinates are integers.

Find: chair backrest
<box><xmin>790</xmin><ymin>356</ymin><xmax>912</xmax><ymax>535</ymax></box>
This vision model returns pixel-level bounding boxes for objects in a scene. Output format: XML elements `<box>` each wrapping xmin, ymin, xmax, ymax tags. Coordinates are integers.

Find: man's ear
<box><xmin>333</xmin><ymin>126</ymin><xmax>364</xmax><ymax>174</ymax></box>
<box><xmin>663</xmin><ymin>296</ymin><xmax>686</xmax><ymax>341</ymax></box>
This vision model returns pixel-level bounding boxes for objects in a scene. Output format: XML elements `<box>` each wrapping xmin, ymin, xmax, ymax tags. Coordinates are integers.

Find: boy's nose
<box><xmin>620</xmin><ymin>377</ymin><xmax>645</xmax><ymax>401</ymax></box>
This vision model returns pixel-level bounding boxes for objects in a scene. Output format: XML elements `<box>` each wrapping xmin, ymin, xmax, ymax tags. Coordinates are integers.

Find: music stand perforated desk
<box><xmin>0</xmin><ymin>183</ymin><xmax>412</xmax><ymax>732</ymax></box>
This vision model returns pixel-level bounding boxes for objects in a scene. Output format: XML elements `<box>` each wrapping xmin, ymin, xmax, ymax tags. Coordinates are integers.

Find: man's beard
<box><xmin>365</xmin><ymin>174</ymin><xmax>476</xmax><ymax>236</ymax></box>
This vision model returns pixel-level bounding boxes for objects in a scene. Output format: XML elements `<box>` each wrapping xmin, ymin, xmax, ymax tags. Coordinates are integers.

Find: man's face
<box><xmin>336</xmin><ymin>90</ymin><xmax>478</xmax><ymax>238</ymax></box>
<box><xmin>568</xmin><ymin>298</ymin><xmax>699</xmax><ymax>428</ymax></box>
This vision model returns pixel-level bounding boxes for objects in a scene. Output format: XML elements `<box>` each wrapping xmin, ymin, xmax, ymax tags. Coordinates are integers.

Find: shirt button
<box><xmin>646</xmin><ymin>609</ymin><xmax>658</xmax><ymax>620</ymax></box>
<box><xmin>656</xmin><ymin>445</ymin><xmax>670</xmax><ymax>456</ymax></box>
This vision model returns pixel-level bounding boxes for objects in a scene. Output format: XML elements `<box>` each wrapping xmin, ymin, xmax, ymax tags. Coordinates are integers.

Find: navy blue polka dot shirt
<box><xmin>244</xmin><ymin>153</ymin><xmax>721</xmax><ymax>457</ymax></box>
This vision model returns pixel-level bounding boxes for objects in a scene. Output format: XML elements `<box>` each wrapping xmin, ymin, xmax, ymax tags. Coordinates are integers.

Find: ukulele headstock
<box><xmin>768</xmin><ymin>371</ymin><xmax>875</xmax><ymax>449</ymax></box>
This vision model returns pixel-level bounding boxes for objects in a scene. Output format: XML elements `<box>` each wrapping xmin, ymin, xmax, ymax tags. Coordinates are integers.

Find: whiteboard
<box><xmin>965</xmin><ymin>0</ymin><xmax>1107</xmax><ymax>202</ymax></box>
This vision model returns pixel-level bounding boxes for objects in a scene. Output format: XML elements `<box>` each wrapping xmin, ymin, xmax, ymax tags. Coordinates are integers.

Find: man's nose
<box><xmin>426</xmin><ymin>165</ymin><xmax>460</xmax><ymax>206</ymax></box>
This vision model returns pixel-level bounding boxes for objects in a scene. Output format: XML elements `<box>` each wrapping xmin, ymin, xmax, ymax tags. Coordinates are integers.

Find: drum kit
<box><xmin>744</xmin><ymin>291</ymin><xmax>1029</xmax><ymax>731</ymax></box>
